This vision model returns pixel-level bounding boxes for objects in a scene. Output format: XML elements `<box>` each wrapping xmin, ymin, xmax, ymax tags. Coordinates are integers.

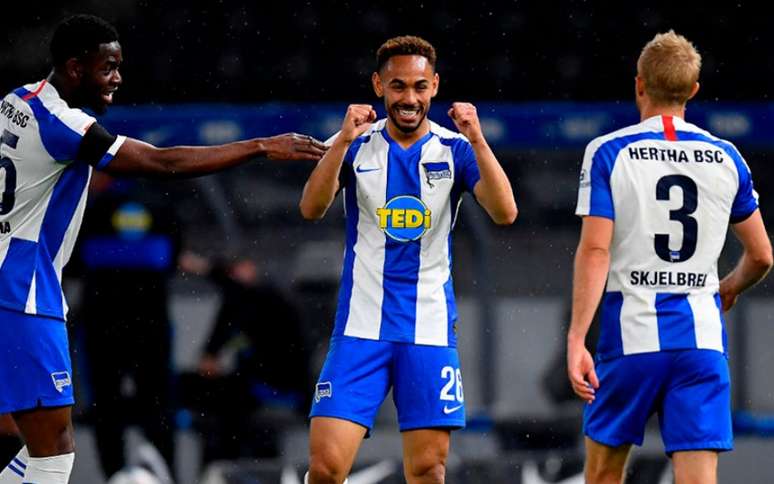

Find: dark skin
<box><xmin>47</xmin><ymin>41</ymin><xmax>327</xmax><ymax>177</ymax></box>
<box><xmin>9</xmin><ymin>41</ymin><xmax>327</xmax><ymax>460</ymax></box>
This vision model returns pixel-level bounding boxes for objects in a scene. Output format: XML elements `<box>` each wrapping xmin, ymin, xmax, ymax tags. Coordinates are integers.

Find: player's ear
<box><xmin>635</xmin><ymin>75</ymin><xmax>646</xmax><ymax>98</ymax></box>
<box><xmin>688</xmin><ymin>81</ymin><xmax>700</xmax><ymax>101</ymax></box>
<box><xmin>372</xmin><ymin>72</ymin><xmax>383</xmax><ymax>97</ymax></box>
<box><xmin>432</xmin><ymin>72</ymin><xmax>439</xmax><ymax>98</ymax></box>
<box><xmin>65</xmin><ymin>58</ymin><xmax>83</xmax><ymax>81</ymax></box>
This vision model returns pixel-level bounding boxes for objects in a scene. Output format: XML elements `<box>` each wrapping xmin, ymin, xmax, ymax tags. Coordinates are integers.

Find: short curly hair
<box><xmin>376</xmin><ymin>35</ymin><xmax>436</xmax><ymax>72</ymax></box>
<box><xmin>50</xmin><ymin>14</ymin><xmax>119</xmax><ymax>67</ymax></box>
<box><xmin>637</xmin><ymin>30</ymin><xmax>701</xmax><ymax>106</ymax></box>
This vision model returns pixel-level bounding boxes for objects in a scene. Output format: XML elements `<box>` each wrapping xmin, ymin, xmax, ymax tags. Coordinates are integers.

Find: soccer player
<box><xmin>299</xmin><ymin>36</ymin><xmax>517</xmax><ymax>484</ymax></box>
<box><xmin>0</xmin><ymin>14</ymin><xmax>326</xmax><ymax>484</ymax></box>
<box><xmin>568</xmin><ymin>31</ymin><xmax>773</xmax><ymax>484</ymax></box>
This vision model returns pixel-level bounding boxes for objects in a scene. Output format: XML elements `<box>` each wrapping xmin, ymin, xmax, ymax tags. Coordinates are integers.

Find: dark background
<box><xmin>3</xmin><ymin>1</ymin><xmax>772</xmax><ymax>103</ymax></box>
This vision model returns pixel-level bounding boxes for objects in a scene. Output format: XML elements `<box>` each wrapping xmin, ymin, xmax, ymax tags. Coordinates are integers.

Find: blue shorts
<box><xmin>309</xmin><ymin>336</ymin><xmax>465</xmax><ymax>432</ymax></box>
<box><xmin>584</xmin><ymin>350</ymin><xmax>732</xmax><ymax>454</ymax></box>
<box><xmin>0</xmin><ymin>306</ymin><xmax>74</xmax><ymax>413</ymax></box>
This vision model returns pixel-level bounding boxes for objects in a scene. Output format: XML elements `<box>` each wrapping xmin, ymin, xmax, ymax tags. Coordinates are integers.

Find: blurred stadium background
<box><xmin>4</xmin><ymin>2</ymin><xmax>774</xmax><ymax>483</ymax></box>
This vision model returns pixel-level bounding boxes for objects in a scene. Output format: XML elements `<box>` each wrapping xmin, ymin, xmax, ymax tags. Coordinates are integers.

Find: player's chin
<box><xmin>392</xmin><ymin>114</ymin><xmax>425</xmax><ymax>134</ymax></box>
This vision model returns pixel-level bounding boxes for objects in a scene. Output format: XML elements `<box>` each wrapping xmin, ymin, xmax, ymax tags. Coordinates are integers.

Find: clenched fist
<box><xmin>340</xmin><ymin>104</ymin><xmax>378</xmax><ymax>144</ymax></box>
<box><xmin>448</xmin><ymin>102</ymin><xmax>484</xmax><ymax>144</ymax></box>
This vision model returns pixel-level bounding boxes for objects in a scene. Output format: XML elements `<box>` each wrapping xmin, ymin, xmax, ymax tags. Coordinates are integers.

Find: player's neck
<box><xmin>385</xmin><ymin>119</ymin><xmax>431</xmax><ymax>148</ymax></box>
<box><xmin>639</xmin><ymin>103</ymin><xmax>687</xmax><ymax>122</ymax></box>
<box><xmin>46</xmin><ymin>70</ymin><xmax>79</xmax><ymax>107</ymax></box>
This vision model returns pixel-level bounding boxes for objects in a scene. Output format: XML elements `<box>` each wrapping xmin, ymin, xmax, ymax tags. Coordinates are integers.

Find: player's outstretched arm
<box><xmin>567</xmin><ymin>216</ymin><xmax>613</xmax><ymax>404</ymax></box>
<box><xmin>719</xmin><ymin>209</ymin><xmax>773</xmax><ymax>311</ymax></box>
<box><xmin>299</xmin><ymin>104</ymin><xmax>376</xmax><ymax>220</ymax></box>
<box><xmin>105</xmin><ymin>132</ymin><xmax>327</xmax><ymax>178</ymax></box>
<box><xmin>448</xmin><ymin>102</ymin><xmax>517</xmax><ymax>225</ymax></box>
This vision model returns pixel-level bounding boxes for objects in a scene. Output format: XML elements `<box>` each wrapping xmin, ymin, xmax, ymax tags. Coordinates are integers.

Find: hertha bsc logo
<box><xmin>315</xmin><ymin>382</ymin><xmax>332</xmax><ymax>403</ymax></box>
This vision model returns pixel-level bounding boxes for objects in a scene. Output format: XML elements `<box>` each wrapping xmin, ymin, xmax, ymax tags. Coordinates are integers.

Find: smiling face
<box><xmin>72</xmin><ymin>41</ymin><xmax>123</xmax><ymax>114</ymax></box>
<box><xmin>372</xmin><ymin>54</ymin><xmax>439</xmax><ymax>137</ymax></box>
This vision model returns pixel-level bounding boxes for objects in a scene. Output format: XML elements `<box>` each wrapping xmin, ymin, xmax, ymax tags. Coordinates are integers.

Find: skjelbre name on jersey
<box><xmin>627</xmin><ymin>146</ymin><xmax>724</xmax><ymax>164</ymax></box>
<box><xmin>630</xmin><ymin>270</ymin><xmax>707</xmax><ymax>288</ymax></box>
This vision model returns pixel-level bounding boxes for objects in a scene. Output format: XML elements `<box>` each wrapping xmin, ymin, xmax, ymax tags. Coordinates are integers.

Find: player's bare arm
<box><xmin>299</xmin><ymin>104</ymin><xmax>377</xmax><ymax>219</ymax></box>
<box><xmin>719</xmin><ymin>209</ymin><xmax>773</xmax><ymax>311</ymax></box>
<box><xmin>104</xmin><ymin>132</ymin><xmax>327</xmax><ymax>178</ymax></box>
<box><xmin>448</xmin><ymin>102</ymin><xmax>517</xmax><ymax>225</ymax></box>
<box><xmin>567</xmin><ymin>215</ymin><xmax>612</xmax><ymax>403</ymax></box>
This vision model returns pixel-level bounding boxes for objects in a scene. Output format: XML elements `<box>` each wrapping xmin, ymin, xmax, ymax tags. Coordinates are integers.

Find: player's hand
<box><xmin>339</xmin><ymin>104</ymin><xmax>377</xmax><ymax>144</ymax></box>
<box><xmin>719</xmin><ymin>282</ymin><xmax>739</xmax><ymax>312</ymax></box>
<box><xmin>567</xmin><ymin>339</ymin><xmax>599</xmax><ymax>404</ymax></box>
<box><xmin>262</xmin><ymin>133</ymin><xmax>328</xmax><ymax>161</ymax></box>
<box><xmin>448</xmin><ymin>102</ymin><xmax>484</xmax><ymax>144</ymax></box>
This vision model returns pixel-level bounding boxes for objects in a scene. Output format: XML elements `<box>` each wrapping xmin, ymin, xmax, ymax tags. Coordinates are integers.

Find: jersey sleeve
<box><xmin>575</xmin><ymin>138</ymin><xmax>615</xmax><ymax>220</ymax></box>
<box><xmin>726</xmin><ymin>145</ymin><xmax>759</xmax><ymax>223</ymax></box>
<box><xmin>75</xmin><ymin>123</ymin><xmax>127</xmax><ymax>170</ymax></box>
<box><xmin>452</xmin><ymin>138</ymin><xmax>481</xmax><ymax>192</ymax></box>
<box><xmin>27</xmin><ymin>101</ymin><xmax>97</xmax><ymax>164</ymax></box>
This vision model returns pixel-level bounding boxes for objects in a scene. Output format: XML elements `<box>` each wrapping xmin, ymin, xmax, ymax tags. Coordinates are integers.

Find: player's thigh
<box><xmin>309</xmin><ymin>336</ymin><xmax>393</xmax><ymax>432</ymax></box>
<box><xmin>392</xmin><ymin>343</ymin><xmax>465</xmax><ymax>432</ymax></box>
<box><xmin>660</xmin><ymin>350</ymin><xmax>732</xmax><ymax>454</ymax></box>
<box><xmin>309</xmin><ymin>417</ymin><xmax>367</xmax><ymax>475</ymax></box>
<box><xmin>401</xmin><ymin>428</ymin><xmax>450</xmax><ymax>479</ymax></box>
<box><xmin>12</xmin><ymin>406</ymin><xmax>74</xmax><ymax>456</ymax></box>
<box><xmin>0</xmin><ymin>308</ymin><xmax>74</xmax><ymax>415</ymax></box>
<box><xmin>584</xmin><ymin>353</ymin><xmax>668</xmax><ymax>448</ymax></box>
<box><xmin>672</xmin><ymin>450</ymin><xmax>717</xmax><ymax>484</ymax></box>
<box><xmin>584</xmin><ymin>437</ymin><xmax>632</xmax><ymax>482</ymax></box>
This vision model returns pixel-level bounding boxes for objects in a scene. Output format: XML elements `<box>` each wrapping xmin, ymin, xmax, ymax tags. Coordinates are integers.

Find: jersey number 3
<box><xmin>0</xmin><ymin>129</ymin><xmax>18</xmax><ymax>215</ymax></box>
<box><xmin>655</xmin><ymin>174</ymin><xmax>697</xmax><ymax>263</ymax></box>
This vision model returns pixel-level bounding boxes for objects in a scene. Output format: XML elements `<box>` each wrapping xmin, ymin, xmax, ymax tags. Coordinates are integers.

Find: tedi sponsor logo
<box><xmin>376</xmin><ymin>195</ymin><xmax>431</xmax><ymax>242</ymax></box>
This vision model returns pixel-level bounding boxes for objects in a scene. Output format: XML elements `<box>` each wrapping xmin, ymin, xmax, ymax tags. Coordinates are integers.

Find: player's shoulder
<box><xmin>11</xmin><ymin>80</ymin><xmax>94</xmax><ymax>135</ymax></box>
<box><xmin>584</xmin><ymin>121</ymin><xmax>653</xmax><ymax>156</ymax></box>
<box><xmin>674</xmin><ymin>117</ymin><xmax>743</xmax><ymax>157</ymax></box>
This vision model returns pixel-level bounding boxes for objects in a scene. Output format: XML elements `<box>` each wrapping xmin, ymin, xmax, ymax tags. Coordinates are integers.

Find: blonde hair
<box><xmin>637</xmin><ymin>30</ymin><xmax>701</xmax><ymax>105</ymax></box>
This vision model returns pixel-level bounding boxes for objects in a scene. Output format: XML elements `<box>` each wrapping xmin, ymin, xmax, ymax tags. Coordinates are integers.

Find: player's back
<box><xmin>0</xmin><ymin>80</ymin><xmax>96</xmax><ymax>320</ymax></box>
<box><xmin>576</xmin><ymin>115</ymin><xmax>758</xmax><ymax>359</ymax></box>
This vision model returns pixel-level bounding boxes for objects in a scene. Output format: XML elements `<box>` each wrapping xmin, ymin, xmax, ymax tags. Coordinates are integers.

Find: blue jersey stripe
<box><xmin>588</xmin><ymin>132</ymin><xmax>669</xmax><ymax>219</ymax></box>
<box><xmin>380</xmin><ymin>134</ymin><xmax>431</xmax><ymax>341</ymax></box>
<box><xmin>16</xmin><ymin>88</ymin><xmax>85</xmax><ymax>163</ymax></box>
<box><xmin>0</xmin><ymin>238</ymin><xmax>38</xmax><ymax>308</ymax></box>
<box><xmin>34</xmin><ymin>162</ymin><xmax>90</xmax><ymax>317</ymax></box>
<box><xmin>673</xmin><ymin>131</ymin><xmax>758</xmax><ymax>222</ymax></box>
<box><xmin>655</xmin><ymin>293</ymin><xmax>696</xmax><ymax>350</ymax></box>
<box><xmin>12</xmin><ymin>458</ymin><xmax>26</xmax><ymax>470</ymax></box>
<box><xmin>714</xmin><ymin>293</ymin><xmax>728</xmax><ymax>353</ymax></box>
<box><xmin>597</xmin><ymin>291</ymin><xmax>624</xmax><ymax>360</ymax></box>
<box><xmin>333</xmin><ymin>138</ymin><xmax>367</xmax><ymax>336</ymax></box>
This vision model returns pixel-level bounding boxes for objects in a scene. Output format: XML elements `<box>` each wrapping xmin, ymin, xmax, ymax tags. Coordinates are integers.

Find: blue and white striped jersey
<box><xmin>0</xmin><ymin>80</ymin><xmax>125</xmax><ymax>320</ymax></box>
<box><xmin>330</xmin><ymin>119</ymin><xmax>480</xmax><ymax>347</ymax></box>
<box><xmin>576</xmin><ymin>115</ymin><xmax>758</xmax><ymax>360</ymax></box>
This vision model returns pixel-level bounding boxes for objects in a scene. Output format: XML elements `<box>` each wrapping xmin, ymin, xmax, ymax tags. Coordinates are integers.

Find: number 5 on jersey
<box><xmin>0</xmin><ymin>130</ymin><xmax>18</xmax><ymax>215</ymax></box>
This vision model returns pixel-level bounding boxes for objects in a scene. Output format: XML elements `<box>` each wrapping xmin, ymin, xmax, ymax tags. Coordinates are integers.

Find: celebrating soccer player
<box><xmin>567</xmin><ymin>31</ymin><xmax>772</xmax><ymax>484</ymax></box>
<box><xmin>0</xmin><ymin>14</ymin><xmax>326</xmax><ymax>484</ymax></box>
<box><xmin>299</xmin><ymin>36</ymin><xmax>517</xmax><ymax>484</ymax></box>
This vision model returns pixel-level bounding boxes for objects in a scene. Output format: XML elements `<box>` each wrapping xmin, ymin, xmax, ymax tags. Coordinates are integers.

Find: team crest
<box><xmin>422</xmin><ymin>162</ymin><xmax>452</xmax><ymax>187</ymax></box>
<box><xmin>315</xmin><ymin>382</ymin><xmax>332</xmax><ymax>403</ymax></box>
<box><xmin>51</xmin><ymin>372</ymin><xmax>72</xmax><ymax>393</ymax></box>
